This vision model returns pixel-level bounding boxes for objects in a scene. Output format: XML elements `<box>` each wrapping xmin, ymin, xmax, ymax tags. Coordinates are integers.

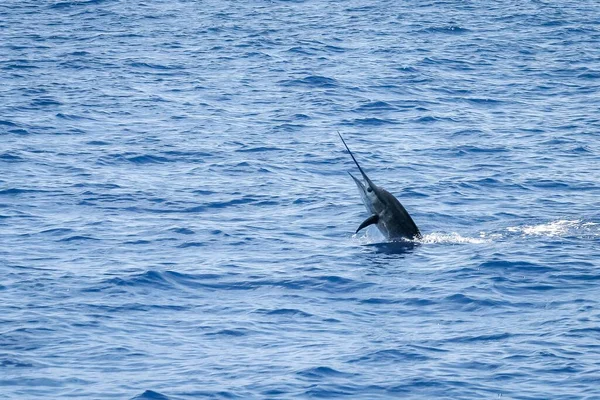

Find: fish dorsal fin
<box><xmin>338</xmin><ymin>132</ymin><xmax>375</xmax><ymax>188</ymax></box>
<box><xmin>338</xmin><ymin>132</ymin><xmax>386</xmax><ymax>205</ymax></box>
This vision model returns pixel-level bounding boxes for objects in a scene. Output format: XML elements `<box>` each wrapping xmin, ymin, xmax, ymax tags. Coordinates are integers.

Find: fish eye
<box><xmin>367</xmin><ymin>187</ymin><xmax>373</xmax><ymax>193</ymax></box>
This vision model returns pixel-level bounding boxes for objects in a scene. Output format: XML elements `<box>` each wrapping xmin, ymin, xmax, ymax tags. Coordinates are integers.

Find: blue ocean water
<box><xmin>1</xmin><ymin>0</ymin><xmax>600</xmax><ymax>398</ymax></box>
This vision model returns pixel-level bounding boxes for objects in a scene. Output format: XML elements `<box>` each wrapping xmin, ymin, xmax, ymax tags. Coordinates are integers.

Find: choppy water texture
<box><xmin>2</xmin><ymin>1</ymin><xmax>600</xmax><ymax>399</ymax></box>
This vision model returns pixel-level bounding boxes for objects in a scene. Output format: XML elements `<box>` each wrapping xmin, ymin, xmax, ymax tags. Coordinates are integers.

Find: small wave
<box><xmin>351</xmin><ymin>117</ymin><xmax>397</xmax><ymax>126</ymax></box>
<box><xmin>169</xmin><ymin>227</ymin><xmax>195</xmax><ymax>235</ymax></box>
<box><xmin>205</xmin><ymin>329</ymin><xmax>249</xmax><ymax>337</ymax></box>
<box><xmin>272</xmin><ymin>123</ymin><xmax>306</xmax><ymax>132</ymax></box>
<box><xmin>39</xmin><ymin>228</ymin><xmax>75</xmax><ymax>235</ymax></box>
<box><xmin>2</xmin><ymin>63</ymin><xmax>39</xmax><ymax>70</ymax></box>
<box><xmin>30</xmin><ymin>98</ymin><xmax>62</xmax><ymax>107</ymax></box>
<box><xmin>349</xmin><ymin>348</ymin><xmax>430</xmax><ymax>364</ymax></box>
<box><xmin>123</xmin><ymin>240</ymin><xmax>152</xmax><ymax>245</ymax></box>
<box><xmin>129</xmin><ymin>62</ymin><xmax>181</xmax><ymax>70</ymax></box>
<box><xmin>103</xmin><ymin>270</ymin><xmax>174</xmax><ymax>290</ymax></box>
<box><xmin>0</xmin><ymin>153</ymin><xmax>24</xmax><ymax>162</ymax></box>
<box><xmin>287</xmin><ymin>46</ymin><xmax>313</xmax><ymax>55</ymax></box>
<box><xmin>360</xmin><ymin>297</ymin><xmax>402</xmax><ymax>305</ymax></box>
<box><xmin>56</xmin><ymin>113</ymin><xmax>96</xmax><ymax>121</ymax></box>
<box><xmin>455</xmin><ymin>145</ymin><xmax>508</xmax><ymax>154</ymax></box>
<box><xmin>176</xmin><ymin>241</ymin><xmax>205</xmax><ymax>248</ymax></box>
<box><xmin>127</xmin><ymin>155</ymin><xmax>172</xmax><ymax>164</ymax></box>
<box><xmin>324</xmin><ymin>45</ymin><xmax>345</xmax><ymax>53</ymax></box>
<box><xmin>280</xmin><ymin>75</ymin><xmax>338</xmax><ymax>88</ymax></box>
<box><xmin>131</xmin><ymin>390</ymin><xmax>172</xmax><ymax>400</ymax></box>
<box><xmin>355</xmin><ymin>101</ymin><xmax>397</xmax><ymax>111</ymax></box>
<box><xmin>422</xmin><ymin>25</ymin><xmax>471</xmax><ymax>35</ymax></box>
<box><xmin>447</xmin><ymin>332</ymin><xmax>511</xmax><ymax>343</ymax></box>
<box><xmin>183</xmin><ymin>196</ymin><xmax>269</xmax><ymax>212</ymax></box>
<box><xmin>5</xmin><ymin>128</ymin><xmax>30</xmax><ymax>135</ymax></box>
<box><xmin>235</xmin><ymin>146</ymin><xmax>286</xmax><ymax>153</ymax></box>
<box><xmin>444</xmin><ymin>293</ymin><xmax>510</xmax><ymax>309</ymax></box>
<box><xmin>0</xmin><ymin>358</ymin><xmax>35</xmax><ymax>368</ymax></box>
<box><xmin>258</xmin><ymin>308</ymin><xmax>313</xmax><ymax>317</ymax></box>
<box><xmin>51</xmin><ymin>0</ymin><xmax>110</xmax><ymax>8</ymax></box>
<box><xmin>464</xmin><ymin>97</ymin><xmax>505</xmax><ymax>106</ymax></box>
<box><xmin>571</xmin><ymin>146</ymin><xmax>592</xmax><ymax>153</ymax></box>
<box><xmin>0</xmin><ymin>120</ymin><xmax>18</xmax><ymax>127</ymax></box>
<box><xmin>92</xmin><ymin>270</ymin><xmax>368</xmax><ymax>294</ymax></box>
<box><xmin>68</xmin><ymin>51</ymin><xmax>90</xmax><ymax>56</ymax></box>
<box><xmin>297</xmin><ymin>366</ymin><xmax>354</xmax><ymax>379</ymax></box>
<box><xmin>506</xmin><ymin>219</ymin><xmax>598</xmax><ymax>237</ymax></box>
<box><xmin>578</xmin><ymin>71</ymin><xmax>600</xmax><ymax>79</ymax></box>
<box><xmin>58</xmin><ymin>235</ymin><xmax>99</xmax><ymax>242</ymax></box>
<box><xmin>0</xmin><ymin>188</ymin><xmax>45</xmax><ymax>195</ymax></box>
<box><xmin>413</xmin><ymin>115</ymin><xmax>439</xmax><ymax>123</ymax></box>
<box><xmin>478</xmin><ymin>260</ymin><xmax>554</xmax><ymax>273</ymax></box>
<box><xmin>96</xmin><ymin>153</ymin><xmax>172</xmax><ymax>165</ymax></box>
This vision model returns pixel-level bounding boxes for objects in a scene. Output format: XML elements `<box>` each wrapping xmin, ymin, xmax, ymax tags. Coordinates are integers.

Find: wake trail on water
<box><xmin>505</xmin><ymin>219</ymin><xmax>599</xmax><ymax>238</ymax></box>
<box><xmin>353</xmin><ymin>219</ymin><xmax>599</xmax><ymax>247</ymax></box>
<box><xmin>419</xmin><ymin>232</ymin><xmax>489</xmax><ymax>244</ymax></box>
<box><xmin>353</xmin><ymin>231</ymin><xmax>489</xmax><ymax>246</ymax></box>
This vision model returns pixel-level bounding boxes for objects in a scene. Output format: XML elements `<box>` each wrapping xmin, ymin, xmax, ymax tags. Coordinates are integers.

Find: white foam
<box><xmin>506</xmin><ymin>219</ymin><xmax>599</xmax><ymax>237</ymax></box>
<box><xmin>419</xmin><ymin>232</ymin><xmax>491</xmax><ymax>244</ymax></box>
<box><xmin>353</xmin><ymin>230</ymin><xmax>489</xmax><ymax>245</ymax></box>
<box><xmin>351</xmin><ymin>219</ymin><xmax>599</xmax><ymax>247</ymax></box>
<box><xmin>352</xmin><ymin>230</ymin><xmax>385</xmax><ymax>245</ymax></box>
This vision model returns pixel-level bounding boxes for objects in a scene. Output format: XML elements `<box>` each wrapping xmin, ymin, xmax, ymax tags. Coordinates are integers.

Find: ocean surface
<box><xmin>1</xmin><ymin>1</ymin><xmax>600</xmax><ymax>399</ymax></box>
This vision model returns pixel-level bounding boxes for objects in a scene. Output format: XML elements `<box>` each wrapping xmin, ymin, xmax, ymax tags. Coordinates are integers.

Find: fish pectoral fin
<box><xmin>356</xmin><ymin>214</ymin><xmax>379</xmax><ymax>233</ymax></box>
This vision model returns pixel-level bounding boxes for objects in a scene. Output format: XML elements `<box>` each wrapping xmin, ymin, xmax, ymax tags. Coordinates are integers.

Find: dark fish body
<box><xmin>339</xmin><ymin>133</ymin><xmax>421</xmax><ymax>241</ymax></box>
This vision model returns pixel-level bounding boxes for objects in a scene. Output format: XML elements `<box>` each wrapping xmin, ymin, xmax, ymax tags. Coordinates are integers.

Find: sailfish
<box><xmin>339</xmin><ymin>133</ymin><xmax>422</xmax><ymax>241</ymax></box>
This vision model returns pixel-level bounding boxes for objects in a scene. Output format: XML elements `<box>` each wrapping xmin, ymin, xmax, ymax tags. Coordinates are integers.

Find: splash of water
<box><xmin>506</xmin><ymin>219</ymin><xmax>599</xmax><ymax>237</ymax></box>
<box><xmin>352</xmin><ymin>219</ymin><xmax>599</xmax><ymax>246</ymax></box>
<box><xmin>419</xmin><ymin>232</ymin><xmax>491</xmax><ymax>244</ymax></box>
<box><xmin>353</xmin><ymin>231</ymin><xmax>490</xmax><ymax>245</ymax></box>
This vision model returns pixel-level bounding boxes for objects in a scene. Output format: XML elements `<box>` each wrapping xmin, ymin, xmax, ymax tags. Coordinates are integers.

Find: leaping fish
<box><xmin>339</xmin><ymin>132</ymin><xmax>421</xmax><ymax>241</ymax></box>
